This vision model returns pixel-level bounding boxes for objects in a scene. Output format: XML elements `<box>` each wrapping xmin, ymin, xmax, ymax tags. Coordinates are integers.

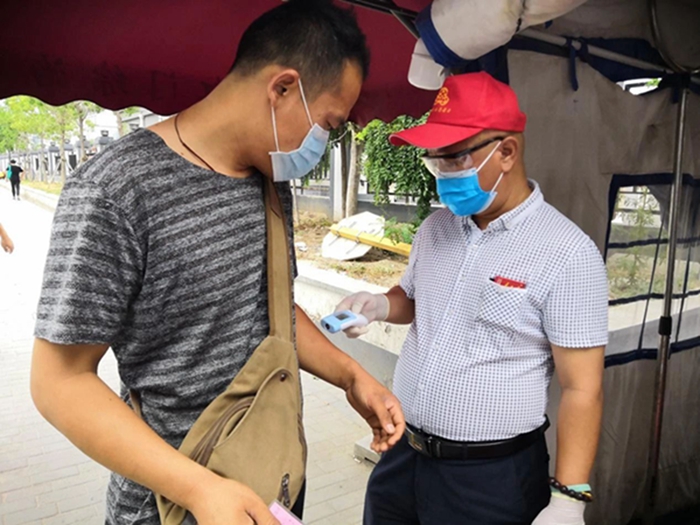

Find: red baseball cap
<box><xmin>390</xmin><ymin>72</ymin><xmax>526</xmax><ymax>149</ymax></box>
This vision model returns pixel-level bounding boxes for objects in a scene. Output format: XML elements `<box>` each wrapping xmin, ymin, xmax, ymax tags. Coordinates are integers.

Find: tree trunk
<box><xmin>291</xmin><ymin>179</ymin><xmax>301</xmax><ymax>225</ymax></box>
<box><xmin>59</xmin><ymin>129</ymin><xmax>67</xmax><ymax>184</ymax></box>
<box><xmin>79</xmin><ymin>116</ymin><xmax>86</xmax><ymax>164</ymax></box>
<box><xmin>114</xmin><ymin>110</ymin><xmax>124</xmax><ymax>138</ymax></box>
<box><xmin>22</xmin><ymin>152</ymin><xmax>31</xmax><ymax>181</ymax></box>
<box><xmin>39</xmin><ymin>136</ymin><xmax>47</xmax><ymax>183</ymax></box>
<box><xmin>345</xmin><ymin>127</ymin><xmax>361</xmax><ymax>218</ymax></box>
<box><xmin>339</xmin><ymin>130</ymin><xmax>350</xmax><ymax>218</ymax></box>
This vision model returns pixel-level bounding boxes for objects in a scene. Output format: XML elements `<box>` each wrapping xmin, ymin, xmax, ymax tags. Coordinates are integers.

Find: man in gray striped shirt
<box><xmin>337</xmin><ymin>73</ymin><xmax>608</xmax><ymax>524</ymax></box>
<box><xmin>30</xmin><ymin>2</ymin><xmax>404</xmax><ymax>524</ymax></box>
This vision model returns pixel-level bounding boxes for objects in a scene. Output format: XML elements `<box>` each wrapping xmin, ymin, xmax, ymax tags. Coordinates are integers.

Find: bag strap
<box><xmin>263</xmin><ymin>177</ymin><xmax>294</xmax><ymax>343</ymax></box>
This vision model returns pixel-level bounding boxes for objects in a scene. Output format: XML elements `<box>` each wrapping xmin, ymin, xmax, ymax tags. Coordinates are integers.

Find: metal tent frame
<box><xmin>336</xmin><ymin>0</ymin><xmax>700</xmax><ymax>521</ymax></box>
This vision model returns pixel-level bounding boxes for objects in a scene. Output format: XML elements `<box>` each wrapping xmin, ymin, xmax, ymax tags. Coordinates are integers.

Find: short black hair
<box><xmin>231</xmin><ymin>0</ymin><xmax>370</xmax><ymax>96</ymax></box>
<box><xmin>10</xmin><ymin>160</ymin><xmax>16</xmax><ymax>164</ymax></box>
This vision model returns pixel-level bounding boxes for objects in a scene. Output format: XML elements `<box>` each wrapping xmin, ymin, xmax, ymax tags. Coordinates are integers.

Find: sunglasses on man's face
<box><xmin>421</xmin><ymin>136</ymin><xmax>506</xmax><ymax>178</ymax></box>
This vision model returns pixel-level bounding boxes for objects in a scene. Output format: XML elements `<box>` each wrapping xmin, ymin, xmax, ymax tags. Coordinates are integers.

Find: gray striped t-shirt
<box><xmin>34</xmin><ymin>129</ymin><xmax>296</xmax><ymax>524</ymax></box>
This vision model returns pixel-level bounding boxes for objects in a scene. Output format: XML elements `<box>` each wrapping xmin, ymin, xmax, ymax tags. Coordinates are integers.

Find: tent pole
<box><xmin>642</xmin><ymin>84</ymin><xmax>689</xmax><ymax>525</ymax></box>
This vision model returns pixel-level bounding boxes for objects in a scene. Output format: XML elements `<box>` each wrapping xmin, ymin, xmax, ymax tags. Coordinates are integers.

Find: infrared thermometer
<box><xmin>321</xmin><ymin>310</ymin><xmax>368</xmax><ymax>334</ymax></box>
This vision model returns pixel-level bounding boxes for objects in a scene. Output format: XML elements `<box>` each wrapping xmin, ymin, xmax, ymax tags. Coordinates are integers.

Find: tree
<box><xmin>72</xmin><ymin>101</ymin><xmax>101</xmax><ymax>164</ymax></box>
<box><xmin>48</xmin><ymin>104</ymin><xmax>79</xmax><ymax>183</ymax></box>
<box><xmin>356</xmin><ymin>114</ymin><xmax>436</xmax><ymax>222</ymax></box>
<box><xmin>0</xmin><ymin>104</ymin><xmax>21</xmax><ymax>156</ymax></box>
<box><xmin>344</xmin><ymin>123</ymin><xmax>362</xmax><ymax>217</ymax></box>
<box><xmin>6</xmin><ymin>96</ymin><xmax>60</xmax><ymax>182</ymax></box>
<box><xmin>114</xmin><ymin>107</ymin><xmax>140</xmax><ymax>137</ymax></box>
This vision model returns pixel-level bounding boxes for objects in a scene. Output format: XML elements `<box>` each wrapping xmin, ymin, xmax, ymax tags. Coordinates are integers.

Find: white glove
<box><xmin>334</xmin><ymin>292</ymin><xmax>390</xmax><ymax>338</ymax></box>
<box><xmin>532</xmin><ymin>494</ymin><xmax>586</xmax><ymax>525</ymax></box>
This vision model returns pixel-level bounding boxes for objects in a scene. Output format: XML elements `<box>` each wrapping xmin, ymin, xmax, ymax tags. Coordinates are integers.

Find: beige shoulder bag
<box><xmin>134</xmin><ymin>177</ymin><xmax>306</xmax><ymax>524</ymax></box>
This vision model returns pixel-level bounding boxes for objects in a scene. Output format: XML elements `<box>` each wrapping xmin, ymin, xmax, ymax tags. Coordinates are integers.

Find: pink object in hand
<box><xmin>269</xmin><ymin>501</ymin><xmax>304</xmax><ymax>525</ymax></box>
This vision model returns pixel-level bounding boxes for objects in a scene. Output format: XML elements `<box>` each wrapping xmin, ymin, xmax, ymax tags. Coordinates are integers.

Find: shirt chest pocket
<box><xmin>476</xmin><ymin>281</ymin><xmax>526</xmax><ymax>339</ymax></box>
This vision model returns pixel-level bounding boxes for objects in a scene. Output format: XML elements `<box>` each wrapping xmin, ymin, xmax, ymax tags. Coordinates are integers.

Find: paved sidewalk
<box><xmin>0</xmin><ymin>186</ymin><xmax>374</xmax><ymax>525</ymax></box>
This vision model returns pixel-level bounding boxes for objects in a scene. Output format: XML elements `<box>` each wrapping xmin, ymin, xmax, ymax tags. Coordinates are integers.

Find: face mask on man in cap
<box><xmin>425</xmin><ymin>139</ymin><xmax>504</xmax><ymax>216</ymax></box>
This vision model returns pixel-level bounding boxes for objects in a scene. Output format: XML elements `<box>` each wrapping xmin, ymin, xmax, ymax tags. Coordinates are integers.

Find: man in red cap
<box><xmin>335</xmin><ymin>72</ymin><xmax>608</xmax><ymax>524</ymax></box>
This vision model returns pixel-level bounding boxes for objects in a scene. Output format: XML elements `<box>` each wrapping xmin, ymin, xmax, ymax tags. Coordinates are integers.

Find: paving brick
<box><xmin>76</xmin><ymin>463</ymin><xmax>107</xmax><ymax>477</ymax></box>
<box><xmin>30</xmin><ymin>467</ymin><xmax>79</xmax><ymax>486</ymax></box>
<box><xmin>327</xmin><ymin>488</ymin><xmax>366</xmax><ymax>513</ymax></box>
<box><xmin>311</xmin><ymin>504</ymin><xmax>363</xmax><ymax>525</ymax></box>
<box><xmin>41</xmin><ymin>506</ymin><xmax>97</xmax><ymax>525</ymax></box>
<box><xmin>316</xmin><ymin>454</ymin><xmax>364</xmax><ymax>474</ymax></box>
<box><xmin>91</xmin><ymin>501</ymin><xmax>107</xmax><ymax>521</ymax></box>
<box><xmin>37</xmin><ymin>480</ymin><xmax>98</xmax><ymax>505</ymax></box>
<box><xmin>305</xmin><ymin>471</ymin><xmax>369</xmax><ymax>507</ymax></box>
<box><xmin>26</xmin><ymin>451</ymin><xmax>91</xmax><ymax>475</ymax></box>
<box><xmin>50</xmin><ymin>473</ymin><xmax>99</xmax><ymax>492</ymax></box>
<box><xmin>0</xmin><ymin>497</ymin><xmax>37</xmax><ymax>517</ymax></box>
<box><xmin>2</xmin><ymin>483</ymin><xmax>53</xmax><ymax>503</ymax></box>
<box><xmin>0</xmin><ymin>458</ymin><xmax>28</xmax><ymax>474</ymax></box>
<box><xmin>57</xmin><ymin>491</ymin><xmax>104</xmax><ymax>513</ymax></box>
<box><xmin>306</xmin><ymin>471</ymin><xmax>348</xmax><ymax>491</ymax></box>
<box><xmin>0</xmin><ymin>428</ymin><xmax>21</xmax><ymax>440</ymax></box>
<box><xmin>3</xmin><ymin>503</ymin><xmax>57</xmax><ymax>525</ymax></box>
<box><xmin>303</xmin><ymin>501</ymin><xmax>336</xmax><ymax>523</ymax></box>
<box><xmin>0</xmin><ymin>475</ymin><xmax>34</xmax><ymax>494</ymax></box>
<box><xmin>40</xmin><ymin>442</ymin><xmax>74</xmax><ymax>456</ymax></box>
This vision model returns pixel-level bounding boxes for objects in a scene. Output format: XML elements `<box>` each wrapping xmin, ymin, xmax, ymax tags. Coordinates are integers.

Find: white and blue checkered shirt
<box><xmin>394</xmin><ymin>182</ymin><xmax>608</xmax><ymax>441</ymax></box>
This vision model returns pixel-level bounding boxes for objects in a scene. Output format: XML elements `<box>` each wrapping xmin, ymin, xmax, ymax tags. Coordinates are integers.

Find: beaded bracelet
<box><xmin>549</xmin><ymin>478</ymin><xmax>594</xmax><ymax>503</ymax></box>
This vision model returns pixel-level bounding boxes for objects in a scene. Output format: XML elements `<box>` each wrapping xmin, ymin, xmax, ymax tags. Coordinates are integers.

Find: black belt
<box><xmin>405</xmin><ymin>418</ymin><xmax>550</xmax><ymax>460</ymax></box>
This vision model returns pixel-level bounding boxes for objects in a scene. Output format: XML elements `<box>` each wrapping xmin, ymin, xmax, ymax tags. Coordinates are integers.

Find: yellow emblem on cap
<box><xmin>435</xmin><ymin>87</ymin><xmax>450</xmax><ymax>107</ymax></box>
<box><xmin>432</xmin><ymin>87</ymin><xmax>452</xmax><ymax>114</ymax></box>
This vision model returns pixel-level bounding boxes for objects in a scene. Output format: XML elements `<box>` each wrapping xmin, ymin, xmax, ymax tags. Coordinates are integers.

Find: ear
<box><xmin>267</xmin><ymin>68</ymin><xmax>301</xmax><ymax>110</ymax></box>
<box><xmin>498</xmin><ymin>136</ymin><xmax>519</xmax><ymax>174</ymax></box>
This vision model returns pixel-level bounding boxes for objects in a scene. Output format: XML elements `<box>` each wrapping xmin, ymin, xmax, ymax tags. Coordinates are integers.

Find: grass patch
<box><xmin>23</xmin><ymin>181</ymin><xmax>64</xmax><ymax>196</ymax></box>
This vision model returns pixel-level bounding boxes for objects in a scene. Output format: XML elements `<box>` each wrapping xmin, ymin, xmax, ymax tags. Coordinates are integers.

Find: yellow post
<box><xmin>329</xmin><ymin>225</ymin><xmax>411</xmax><ymax>257</ymax></box>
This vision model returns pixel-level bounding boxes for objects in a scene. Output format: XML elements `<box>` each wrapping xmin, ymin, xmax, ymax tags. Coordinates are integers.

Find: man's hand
<box><xmin>334</xmin><ymin>292</ymin><xmax>390</xmax><ymax>338</ymax></box>
<box><xmin>190</xmin><ymin>477</ymin><xmax>280</xmax><ymax>525</ymax></box>
<box><xmin>532</xmin><ymin>495</ymin><xmax>586</xmax><ymax>525</ymax></box>
<box><xmin>1</xmin><ymin>235</ymin><xmax>13</xmax><ymax>254</ymax></box>
<box><xmin>345</xmin><ymin>369</ymin><xmax>405</xmax><ymax>453</ymax></box>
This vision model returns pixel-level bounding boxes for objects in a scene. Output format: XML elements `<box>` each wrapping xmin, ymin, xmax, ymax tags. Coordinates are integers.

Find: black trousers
<box><xmin>292</xmin><ymin>482</ymin><xmax>306</xmax><ymax>520</ymax></box>
<box><xmin>364</xmin><ymin>434</ymin><xmax>550</xmax><ymax>525</ymax></box>
<box><xmin>10</xmin><ymin>178</ymin><xmax>20</xmax><ymax>197</ymax></box>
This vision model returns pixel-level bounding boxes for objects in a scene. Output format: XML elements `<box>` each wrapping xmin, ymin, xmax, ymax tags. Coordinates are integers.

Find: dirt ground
<box><xmin>293</xmin><ymin>212</ymin><xmax>408</xmax><ymax>289</ymax></box>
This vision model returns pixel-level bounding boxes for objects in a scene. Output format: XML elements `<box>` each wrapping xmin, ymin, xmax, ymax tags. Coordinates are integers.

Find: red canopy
<box><xmin>0</xmin><ymin>0</ymin><xmax>435</xmax><ymax>124</ymax></box>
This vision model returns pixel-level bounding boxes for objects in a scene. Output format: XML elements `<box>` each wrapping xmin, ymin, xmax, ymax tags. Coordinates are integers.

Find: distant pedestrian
<box><xmin>7</xmin><ymin>160</ymin><xmax>23</xmax><ymax>200</ymax></box>
<box><xmin>0</xmin><ymin>222</ymin><xmax>13</xmax><ymax>253</ymax></box>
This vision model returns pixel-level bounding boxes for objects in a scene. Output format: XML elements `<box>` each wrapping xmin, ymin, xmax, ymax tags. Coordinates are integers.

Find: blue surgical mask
<box><xmin>436</xmin><ymin>143</ymin><xmax>504</xmax><ymax>217</ymax></box>
<box><xmin>269</xmin><ymin>79</ymin><xmax>330</xmax><ymax>182</ymax></box>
